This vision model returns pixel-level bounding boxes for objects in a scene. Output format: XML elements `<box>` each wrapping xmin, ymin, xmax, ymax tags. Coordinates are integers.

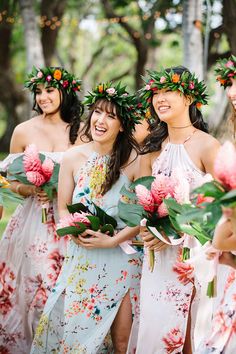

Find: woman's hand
<box><xmin>12</xmin><ymin>182</ymin><xmax>37</xmax><ymax>198</ymax></box>
<box><xmin>219</xmin><ymin>251</ymin><xmax>236</xmax><ymax>269</ymax></box>
<box><xmin>141</xmin><ymin>228</ymin><xmax>168</xmax><ymax>251</ymax></box>
<box><xmin>35</xmin><ymin>188</ymin><xmax>50</xmax><ymax>204</ymax></box>
<box><xmin>71</xmin><ymin>229</ymin><xmax>117</xmax><ymax>249</ymax></box>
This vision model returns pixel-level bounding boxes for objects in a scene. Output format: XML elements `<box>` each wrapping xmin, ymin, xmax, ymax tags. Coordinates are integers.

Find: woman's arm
<box><xmin>213</xmin><ymin>211</ymin><xmax>236</xmax><ymax>251</ymax></box>
<box><xmin>58</xmin><ymin>151</ymin><xmax>76</xmax><ymax>218</ymax></box>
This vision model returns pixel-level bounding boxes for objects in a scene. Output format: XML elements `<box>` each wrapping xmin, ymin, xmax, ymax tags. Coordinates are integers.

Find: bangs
<box><xmin>93</xmin><ymin>99</ymin><xmax>117</xmax><ymax>116</ymax></box>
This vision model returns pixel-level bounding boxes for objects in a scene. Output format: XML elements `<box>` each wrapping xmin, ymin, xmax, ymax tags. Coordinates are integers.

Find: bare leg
<box><xmin>183</xmin><ymin>287</ymin><xmax>196</xmax><ymax>354</ymax></box>
<box><xmin>111</xmin><ymin>291</ymin><xmax>132</xmax><ymax>354</ymax></box>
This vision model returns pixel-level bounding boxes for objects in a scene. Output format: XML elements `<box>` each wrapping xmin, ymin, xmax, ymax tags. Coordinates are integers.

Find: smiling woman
<box><xmin>30</xmin><ymin>82</ymin><xmax>144</xmax><ymax>354</ymax></box>
<box><xmin>0</xmin><ymin>66</ymin><xmax>85</xmax><ymax>354</ymax></box>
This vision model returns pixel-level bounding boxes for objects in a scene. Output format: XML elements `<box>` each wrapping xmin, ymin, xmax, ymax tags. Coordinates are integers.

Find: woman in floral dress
<box><xmin>0</xmin><ymin>67</ymin><xmax>84</xmax><ymax>354</ymax></box>
<box><xmin>131</xmin><ymin>66</ymin><xmax>221</xmax><ymax>354</ymax></box>
<box><xmin>30</xmin><ymin>82</ymin><xmax>143</xmax><ymax>354</ymax></box>
<box><xmin>196</xmin><ymin>56</ymin><xmax>236</xmax><ymax>354</ymax></box>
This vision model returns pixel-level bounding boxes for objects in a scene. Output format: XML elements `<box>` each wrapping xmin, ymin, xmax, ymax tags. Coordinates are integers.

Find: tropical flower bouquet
<box><xmin>118</xmin><ymin>169</ymin><xmax>190</xmax><ymax>271</ymax></box>
<box><xmin>7</xmin><ymin>144</ymin><xmax>60</xmax><ymax>223</ymax></box>
<box><xmin>0</xmin><ymin>174</ymin><xmax>23</xmax><ymax>206</ymax></box>
<box><xmin>57</xmin><ymin>202</ymin><xmax>117</xmax><ymax>237</ymax></box>
<box><xmin>164</xmin><ymin>141</ymin><xmax>236</xmax><ymax>296</ymax></box>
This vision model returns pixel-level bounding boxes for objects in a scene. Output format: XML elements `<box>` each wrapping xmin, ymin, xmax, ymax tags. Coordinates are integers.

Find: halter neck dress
<box><xmin>0</xmin><ymin>152</ymin><xmax>67</xmax><ymax>354</ymax></box>
<box><xmin>30</xmin><ymin>152</ymin><xmax>142</xmax><ymax>354</ymax></box>
<box><xmin>135</xmin><ymin>141</ymin><xmax>213</xmax><ymax>354</ymax></box>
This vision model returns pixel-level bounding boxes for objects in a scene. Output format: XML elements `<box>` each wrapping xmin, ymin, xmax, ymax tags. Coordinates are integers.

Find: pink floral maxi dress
<box><xmin>135</xmin><ymin>142</ymin><xmax>213</xmax><ymax>354</ymax></box>
<box><xmin>30</xmin><ymin>152</ymin><xmax>142</xmax><ymax>354</ymax></box>
<box><xmin>0</xmin><ymin>152</ymin><xmax>68</xmax><ymax>354</ymax></box>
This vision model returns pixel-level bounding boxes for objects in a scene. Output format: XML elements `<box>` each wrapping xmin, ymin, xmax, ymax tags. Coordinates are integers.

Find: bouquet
<box><xmin>0</xmin><ymin>174</ymin><xmax>23</xmax><ymax>206</ymax></box>
<box><xmin>165</xmin><ymin>141</ymin><xmax>236</xmax><ymax>296</ymax></box>
<box><xmin>8</xmin><ymin>144</ymin><xmax>60</xmax><ymax>223</ymax></box>
<box><xmin>57</xmin><ymin>202</ymin><xmax>117</xmax><ymax>237</ymax></box>
<box><xmin>119</xmin><ymin>169</ymin><xmax>190</xmax><ymax>271</ymax></box>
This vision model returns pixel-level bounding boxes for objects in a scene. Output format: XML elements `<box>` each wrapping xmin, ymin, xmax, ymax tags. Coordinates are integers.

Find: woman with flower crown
<box><xmin>0</xmin><ymin>67</ymin><xmax>84</xmax><ymax>354</ymax></box>
<box><xmin>196</xmin><ymin>55</ymin><xmax>236</xmax><ymax>354</ymax></box>
<box><xmin>131</xmin><ymin>66</ymin><xmax>221</xmax><ymax>354</ymax></box>
<box><xmin>30</xmin><ymin>82</ymin><xmax>143</xmax><ymax>354</ymax></box>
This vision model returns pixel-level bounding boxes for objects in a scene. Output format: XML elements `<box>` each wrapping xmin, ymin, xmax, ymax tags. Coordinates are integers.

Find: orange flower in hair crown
<box><xmin>215</xmin><ymin>55</ymin><xmax>236</xmax><ymax>88</ymax></box>
<box><xmin>24</xmin><ymin>66</ymin><xmax>82</xmax><ymax>95</ymax></box>
<box><xmin>140</xmin><ymin>68</ymin><xmax>208</xmax><ymax>110</ymax></box>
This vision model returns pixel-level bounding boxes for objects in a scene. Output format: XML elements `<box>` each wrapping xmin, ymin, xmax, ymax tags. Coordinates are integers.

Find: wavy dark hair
<box><xmin>32</xmin><ymin>75</ymin><xmax>84</xmax><ymax>145</ymax></box>
<box><xmin>81</xmin><ymin>98</ymin><xmax>140</xmax><ymax>194</ymax></box>
<box><xmin>142</xmin><ymin>66</ymin><xmax>209</xmax><ymax>153</ymax></box>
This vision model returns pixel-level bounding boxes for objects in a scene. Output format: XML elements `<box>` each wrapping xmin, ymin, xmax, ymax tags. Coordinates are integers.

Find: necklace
<box><xmin>171</xmin><ymin>122</ymin><xmax>193</xmax><ymax>129</ymax></box>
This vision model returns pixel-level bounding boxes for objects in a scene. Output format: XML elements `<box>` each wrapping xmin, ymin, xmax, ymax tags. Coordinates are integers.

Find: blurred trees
<box><xmin>0</xmin><ymin>0</ymin><xmax>235</xmax><ymax>151</ymax></box>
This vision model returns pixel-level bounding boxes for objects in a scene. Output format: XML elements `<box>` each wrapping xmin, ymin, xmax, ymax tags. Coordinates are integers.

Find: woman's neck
<box><xmin>167</xmin><ymin>124</ymin><xmax>196</xmax><ymax>144</ymax></box>
<box><xmin>92</xmin><ymin>141</ymin><xmax>113</xmax><ymax>156</ymax></box>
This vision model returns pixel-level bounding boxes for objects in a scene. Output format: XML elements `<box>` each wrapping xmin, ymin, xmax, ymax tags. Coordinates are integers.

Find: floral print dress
<box><xmin>196</xmin><ymin>263</ymin><xmax>236</xmax><ymax>354</ymax></box>
<box><xmin>134</xmin><ymin>142</ymin><xmax>213</xmax><ymax>354</ymax></box>
<box><xmin>0</xmin><ymin>152</ymin><xmax>67</xmax><ymax>354</ymax></box>
<box><xmin>30</xmin><ymin>152</ymin><xmax>142</xmax><ymax>354</ymax></box>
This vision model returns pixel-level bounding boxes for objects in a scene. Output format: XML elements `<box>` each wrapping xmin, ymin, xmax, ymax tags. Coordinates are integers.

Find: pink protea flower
<box><xmin>41</xmin><ymin>158</ymin><xmax>54</xmax><ymax>181</ymax></box>
<box><xmin>225</xmin><ymin>60</ymin><xmax>234</xmax><ymax>68</ymax></box>
<box><xmin>214</xmin><ymin>141</ymin><xmax>236</xmax><ymax>190</ymax></box>
<box><xmin>135</xmin><ymin>184</ymin><xmax>156</xmax><ymax>212</ymax></box>
<box><xmin>23</xmin><ymin>144</ymin><xmax>42</xmax><ymax>173</ymax></box>
<box><xmin>157</xmin><ymin>200</ymin><xmax>169</xmax><ymax>217</ymax></box>
<box><xmin>151</xmin><ymin>174</ymin><xmax>174</xmax><ymax>205</ymax></box>
<box><xmin>26</xmin><ymin>171</ymin><xmax>46</xmax><ymax>187</ymax></box>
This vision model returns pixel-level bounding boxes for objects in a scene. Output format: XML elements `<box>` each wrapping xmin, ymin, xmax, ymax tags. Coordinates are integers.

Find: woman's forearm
<box><xmin>112</xmin><ymin>226</ymin><xmax>140</xmax><ymax>247</ymax></box>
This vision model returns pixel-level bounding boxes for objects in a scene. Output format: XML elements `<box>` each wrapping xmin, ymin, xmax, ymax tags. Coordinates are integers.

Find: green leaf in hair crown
<box><xmin>83</xmin><ymin>82</ymin><xmax>145</xmax><ymax>131</ymax></box>
<box><xmin>140</xmin><ymin>68</ymin><xmax>208</xmax><ymax>110</ymax></box>
<box><xmin>24</xmin><ymin>66</ymin><xmax>82</xmax><ymax>95</ymax></box>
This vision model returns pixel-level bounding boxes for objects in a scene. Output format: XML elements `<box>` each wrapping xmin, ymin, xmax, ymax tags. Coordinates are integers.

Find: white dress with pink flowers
<box><xmin>0</xmin><ymin>152</ymin><xmax>68</xmax><ymax>354</ymax></box>
<box><xmin>134</xmin><ymin>142</ymin><xmax>213</xmax><ymax>354</ymax></box>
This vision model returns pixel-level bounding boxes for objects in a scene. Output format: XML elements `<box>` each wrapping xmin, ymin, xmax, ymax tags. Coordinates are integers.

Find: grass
<box><xmin>0</xmin><ymin>201</ymin><xmax>18</xmax><ymax>238</ymax></box>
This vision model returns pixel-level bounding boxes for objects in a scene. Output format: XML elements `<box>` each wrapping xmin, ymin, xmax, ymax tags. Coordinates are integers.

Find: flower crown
<box><xmin>83</xmin><ymin>82</ymin><xmax>145</xmax><ymax>131</ymax></box>
<box><xmin>24</xmin><ymin>66</ymin><xmax>82</xmax><ymax>95</ymax></box>
<box><xmin>215</xmin><ymin>55</ymin><xmax>236</xmax><ymax>88</ymax></box>
<box><xmin>140</xmin><ymin>68</ymin><xmax>208</xmax><ymax>110</ymax></box>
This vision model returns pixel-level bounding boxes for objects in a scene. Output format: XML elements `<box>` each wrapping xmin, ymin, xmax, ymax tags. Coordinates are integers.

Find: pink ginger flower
<box><xmin>26</xmin><ymin>171</ymin><xmax>46</xmax><ymax>187</ymax></box>
<box><xmin>214</xmin><ymin>141</ymin><xmax>236</xmax><ymax>190</ymax></box>
<box><xmin>225</xmin><ymin>60</ymin><xmax>234</xmax><ymax>68</ymax></box>
<box><xmin>151</xmin><ymin>174</ymin><xmax>174</xmax><ymax>205</ymax></box>
<box><xmin>57</xmin><ymin>212</ymin><xmax>91</xmax><ymax>229</ymax></box>
<box><xmin>157</xmin><ymin>200</ymin><xmax>169</xmax><ymax>217</ymax></box>
<box><xmin>135</xmin><ymin>184</ymin><xmax>156</xmax><ymax>212</ymax></box>
<box><xmin>41</xmin><ymin>158</ymin><xmax>54</xmax><ymax>181</ymax></box>
<box><xmin>171</xmin><ymin>168</ymin><xmax>190</xmax><ymax>204</ymax></box>
<box><xmin>23</xmin><ymin>144</ymin><xmax>42</xmax><ymax>173</ymax></box>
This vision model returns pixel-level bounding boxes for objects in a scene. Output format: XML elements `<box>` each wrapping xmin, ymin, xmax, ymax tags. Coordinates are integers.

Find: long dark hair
<box><xmin>142</xmin><ymin>66</ymin><xmax>209</xmax><ymax>153</ymax></box>
<box><xmin>33</xmin><ymin>85</ymin><xmax>84</xmax><ymax>145</ymax></box>
<box><xmin>81</xmin><ymin>99</ymin><xmax>140</xmax><ymax>194</ymax></box>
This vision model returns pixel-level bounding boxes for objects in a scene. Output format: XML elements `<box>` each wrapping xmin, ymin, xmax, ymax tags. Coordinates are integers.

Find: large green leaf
<box><xmin>118</xmin><ymin>200</ymin><xmax>144</xmax><ymax>227</ymax></box>
<box><xmin>193</xmin><ymin>181</ymin><xmax>225</xmax><ymax>199</ymax></box>
<box><xmin>57</xmin><ymin>224</ymin><xmax>86</xmax><ymax>237</ymax></box>
<box><xmin>87</xmin><ymin>215</ymin><xmax>100</xmax><ymax>231</ymax></box>
<box><xmin>130</xmin><ymin>176</ymin><xmax>155</xmax><ymax>189</ymax></box>
<box><xmin>93</xmin><ymin>203</ymin><xmax>117</xmax><ymax>228</ymax></box>
<box><xmin>67</xmin><ymin>203</ymin><xmax>89</xmax><ymax>213</ymax></box>
<box><xmin>100</xmin><ymin>224</ymin><xmax>114</xmax><ymax>236</ymax></box>
<box><xmin>119</xmin><ymin>184</ymin><xmax>137</xmax><ymax>200</ymax></box>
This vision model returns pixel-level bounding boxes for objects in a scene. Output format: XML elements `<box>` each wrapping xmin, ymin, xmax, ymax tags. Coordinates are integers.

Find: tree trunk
<box><xmin>182</xmin><ymin>0</ymin><xmax>203</xmax><ymax>79</ymax></box>
<box><xmin>0</xmin><ymin>6</ymin><xmax>26</xmax><ymax>152</ymax></box>
<box><xmin>19</xmin><ymin>0</ymin><xmax>45</xmax><ymax>71</ymax></box>
<box><xmin>41</xmin><ymin>0</ymin><xmax>67</xmax><ymax>66</ymax></box>
<box><xmin>222</xmin><ymin>0</ymin><xmax>236</xmax><ymax>55</ymax></box>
